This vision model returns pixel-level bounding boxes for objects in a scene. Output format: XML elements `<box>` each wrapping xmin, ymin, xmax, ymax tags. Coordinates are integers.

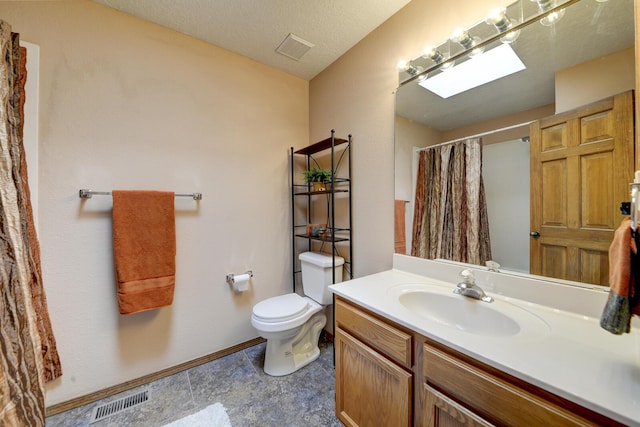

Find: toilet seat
<box><xmin>252</xmin><ymin>293</ymin><xmax>309</xmax><ymax>323</ymax></box>
<box><xmin>251</xmin><ymin>293</ymin><xmax>322</xmax><ymax>333</ymax></box>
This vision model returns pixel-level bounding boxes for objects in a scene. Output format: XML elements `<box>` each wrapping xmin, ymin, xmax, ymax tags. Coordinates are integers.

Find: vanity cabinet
<box><xmin>334</xmin><ymin>296</ymin><xmax>622</xmax><ymax>427</ymax></box>
<box><xmin>334</xmin><ymin>298</ymin><xmax>413</xmax><ymax>427</ymax></box>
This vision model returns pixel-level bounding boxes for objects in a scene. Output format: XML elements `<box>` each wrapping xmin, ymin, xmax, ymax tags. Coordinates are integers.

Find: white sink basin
<box><xmin>389</xmin><ymin>284</ymin><xmax>550</xmax><ymax>338</ymax></box>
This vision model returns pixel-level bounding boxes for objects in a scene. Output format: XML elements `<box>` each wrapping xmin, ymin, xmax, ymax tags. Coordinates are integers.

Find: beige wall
<box><xmin>556</xmin><ymin>47</ymin><xmax>635</xmax><ymax>113</ymax></box>
<box><xmin>0</xmin><ymin>1</ymin><xmax>308</xmax><ymax>406</ymax></box>
<box><xmin>441</xmin><ymin>104</ymin><xmax>556</xmax><ymax>145</ymax></box>
<box><xmin>394</xmin><ymin>117</ymin><xmax>440</xmax><ymax>254</ymax></box>
<box><xmin>394</xmin><ymin>116</ymin><xmax>439</xmax><ymax>201</ymax></box>
<box><xmin>309</xmin><ymin>0</ymin><xmax>512</xmax><ymax>277</ymax></box>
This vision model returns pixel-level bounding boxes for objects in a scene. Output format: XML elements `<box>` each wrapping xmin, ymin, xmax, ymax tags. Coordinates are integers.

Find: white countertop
<box><xmin>330</xmin><ymin>256</ymin><xmax>640</xmax><ymax>426</ymax></box>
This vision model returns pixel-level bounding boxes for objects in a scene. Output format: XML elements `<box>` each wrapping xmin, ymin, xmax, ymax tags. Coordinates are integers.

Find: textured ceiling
<box><xmin>91</xmin><ymin>0</ymin><xmax>411</xmax><ymax>80</ymax></box>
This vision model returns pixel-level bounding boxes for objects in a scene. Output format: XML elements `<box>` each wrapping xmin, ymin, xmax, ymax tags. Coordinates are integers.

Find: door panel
<box><xmin>541</xmin><ymin>159</ymin><xmax>567</xmax><ymax>226</ymax></box>
<box><xmin>579</xmin><ymin>249</ymin><xmax>609</xmax><ymax>286</ymax></box>
<box><xmin>541</xmin><ymin>123</ymin><xmax>567</xmax><ymax>150</ymax></box>
<box><xmin>530</xmin><ymin>91</ymin><xmax>634</xmax><ymax>285</ymax></box>
<box><xmin>580</xmin><ymin>152</ymin><xmax>614</xmax><ymax>229</ymax></box>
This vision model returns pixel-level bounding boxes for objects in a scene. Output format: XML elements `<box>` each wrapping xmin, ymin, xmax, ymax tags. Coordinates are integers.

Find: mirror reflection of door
<box><xmin>529</xmin><ymin>90</ymin><xmax>635</xmax><ymax>285</ymax></box>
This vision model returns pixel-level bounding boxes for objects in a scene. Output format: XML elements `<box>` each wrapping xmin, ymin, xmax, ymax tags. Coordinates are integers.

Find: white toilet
<box><xmin>251</xmin><ymin>251</ymin><xmax>344</xmax><ymax>376</ymax></box>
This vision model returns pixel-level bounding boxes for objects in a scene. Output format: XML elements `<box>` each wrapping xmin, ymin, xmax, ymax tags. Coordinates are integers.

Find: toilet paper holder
<box><xmin>226</xmin><ymin>270</ymin><xmax>253</xmax><ymax>286</ymax></box>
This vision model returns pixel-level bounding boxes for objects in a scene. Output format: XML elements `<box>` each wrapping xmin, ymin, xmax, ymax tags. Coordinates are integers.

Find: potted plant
<box><xmin>303</xmin><ymin>167</ymin><xmax>333</xmax><ymax>191</ymax></box>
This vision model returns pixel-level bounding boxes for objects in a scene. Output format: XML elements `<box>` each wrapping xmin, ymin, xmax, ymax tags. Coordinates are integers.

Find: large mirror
<box><xmin>395</xmin><ymin>0</ymin><xmax>634</xmax><ymax>286</ymax></box>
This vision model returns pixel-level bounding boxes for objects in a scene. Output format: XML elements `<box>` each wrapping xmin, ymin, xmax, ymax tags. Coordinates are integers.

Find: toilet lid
<box><xmin>253</xmin><ymin>293</ymin><xmax>309</xmax><ymax>323</ymax></box>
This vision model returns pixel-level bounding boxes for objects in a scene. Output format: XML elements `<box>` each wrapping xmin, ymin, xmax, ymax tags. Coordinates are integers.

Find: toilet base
<box><xmin>263</xmin><ymin>312</ymin><xmax>326</xmax><ymax>376</ymax></box>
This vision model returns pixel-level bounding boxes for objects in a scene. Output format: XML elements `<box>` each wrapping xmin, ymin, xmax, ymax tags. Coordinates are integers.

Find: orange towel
<box><xmin>112</xmin><ymin>190</ymin><xmax>176</xmax><ymax>315</ymax></box>
<box><xmin>600</xmin><ymin>217</ymin><xmax>640</xmax><ymax>334</ymax></box>
<box><xmin>395</xmin><ymin>200</ymin><xmax>406</xmax><ymax>254</ymax></box>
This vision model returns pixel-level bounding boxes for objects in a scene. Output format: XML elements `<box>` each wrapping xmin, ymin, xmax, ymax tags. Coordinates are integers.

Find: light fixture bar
<box><xmin>399</xmin><ymin>0</ymin><xmax>579</xmax><ymax>86</ymax></box>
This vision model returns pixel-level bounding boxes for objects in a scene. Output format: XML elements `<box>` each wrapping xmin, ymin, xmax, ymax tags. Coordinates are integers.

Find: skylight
<box><xmin>418</xmin><ymin>43</ymin><xmax>526</xmax><ymax>99</ymax></box>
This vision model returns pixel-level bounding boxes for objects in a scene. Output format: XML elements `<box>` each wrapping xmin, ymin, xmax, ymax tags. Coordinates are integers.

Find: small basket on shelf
<box><xmin>306</xmin><ymin>223</ymin><xmax>327</xmax><ymax>237</ymax></box>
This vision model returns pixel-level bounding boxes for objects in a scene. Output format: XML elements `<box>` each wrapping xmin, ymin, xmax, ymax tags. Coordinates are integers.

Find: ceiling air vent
<box><xmin>276</xmin><ymin>33</ymin><xmax>314</xmax><ymax>61</ymax></box>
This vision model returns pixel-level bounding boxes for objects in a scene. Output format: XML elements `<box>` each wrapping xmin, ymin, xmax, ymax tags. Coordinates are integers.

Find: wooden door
<box><xmin>530</xmin><ymin>91</ymin><xmax>634</xmax><ymax>285</ymax></box>
<box><xmin>335</xmin><ymin>327</ymin><xmax>412</xmax><ymax>427</ymax></box>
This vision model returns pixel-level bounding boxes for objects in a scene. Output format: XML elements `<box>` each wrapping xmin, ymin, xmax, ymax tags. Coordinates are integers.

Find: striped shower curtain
<box><xmin>411</xmin><ymin>138</ymin><xmax>492</xmax><ymax>266</ymax></box>
<box><xmin>0</xmin><ymin>20</ymin><xmax>62</xmax><ymax>426</ymax></box>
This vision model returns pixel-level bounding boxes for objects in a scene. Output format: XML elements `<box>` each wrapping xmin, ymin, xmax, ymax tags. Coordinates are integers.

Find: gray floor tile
<box><xmin>46</xmin><ymin>403</ymin><xmax>94</xmax><ymax>427</ymax></box>
<box><xmin>46</xmin><ymin>336</ymin><xmax>341</xmax><ymax>427</ymax></box>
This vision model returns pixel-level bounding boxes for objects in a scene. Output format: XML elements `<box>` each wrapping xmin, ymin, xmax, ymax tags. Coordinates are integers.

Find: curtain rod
<box><xmin>415</xmin><ymin>120</ymin><xmax>533</xmax><ymax>153</ymax></box>
<box><xmin>78</xmin><ymin>189</ymin><xmax>203</xmax><ymax>200</ymax></box>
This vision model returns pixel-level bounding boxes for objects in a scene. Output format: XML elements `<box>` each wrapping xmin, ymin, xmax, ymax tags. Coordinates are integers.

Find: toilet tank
<box><xmin>299</xmin><ymin>251</ymin><xmax>344</xmax><ymax>305</ymax></box>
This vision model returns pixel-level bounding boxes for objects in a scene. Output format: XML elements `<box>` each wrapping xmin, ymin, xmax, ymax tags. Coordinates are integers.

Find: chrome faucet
<box><xmin>453</xmin><ymin>269</ymin><xmax>494</xmax><ymax>303</ymax></box>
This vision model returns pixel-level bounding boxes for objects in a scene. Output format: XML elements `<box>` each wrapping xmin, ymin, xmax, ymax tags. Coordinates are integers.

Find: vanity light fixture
<box><xmin>418</xmin><ymin>43</ymin><xmax>526</xmax><ymax>98</ymax></box>
<box><xmin>486</xmin><ymin>8</ymin><xmax>520</xmax><ymax>44</ymax></box>
<box><xmin>451</xmin><ymin>28</ymin><xmax>484</xmax><ymax>57</ymax></box>
<box><xmin>531</xmin><ymin>0</ymin><xmax>565</xmax><ymax>26</ymax></box>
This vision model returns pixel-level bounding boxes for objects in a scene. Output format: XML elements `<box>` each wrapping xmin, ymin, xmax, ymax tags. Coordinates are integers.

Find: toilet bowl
<box><xmin>251</xmin><ymin>251</ymin><xmax>344</xmax><ymax>376</ymax></box>
<box><xmin>251</xmin><ymin>294</ymin><xmax>326</xmax><ymax>376</ymax></box>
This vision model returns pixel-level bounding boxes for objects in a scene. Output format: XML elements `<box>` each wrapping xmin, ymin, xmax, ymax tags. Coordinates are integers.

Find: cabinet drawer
<box><xmin>423</xmin><ymin>344</ymin><xmax>599</xmax><ymax>427</ymax></box>
<box><xmin>335</xmin><ymin>297</ymin><xmax>412</xmax><ymax>368</ymax></box>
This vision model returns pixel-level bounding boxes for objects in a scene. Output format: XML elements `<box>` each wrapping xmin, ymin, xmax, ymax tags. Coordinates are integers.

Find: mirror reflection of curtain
<box><xmin>0</xmin><ymin>20</ymin><xmax>61</xmax><ymax>426</ymax></box>
<box><xmin>394</xmin><ymin>199</ymin><xmax>406</xmax><ymax>254</ymax></box>
<box><xmin>411</xmin><ymin>137</ymin><xmax>491</xmax><ymax>265</ymax></box>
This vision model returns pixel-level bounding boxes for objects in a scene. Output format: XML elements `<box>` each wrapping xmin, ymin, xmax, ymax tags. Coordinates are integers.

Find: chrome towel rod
<box><xmin>79</xmin><ymin>189</ymin><xmax>202</xmax><ymax>200</ymax></box>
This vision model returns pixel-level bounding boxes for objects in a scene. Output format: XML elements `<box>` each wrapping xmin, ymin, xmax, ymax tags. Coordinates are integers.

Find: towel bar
<box><xmin>79</xmin><ymin>189</ymin><xmax>202</xmax><ymax>200</ymax></box>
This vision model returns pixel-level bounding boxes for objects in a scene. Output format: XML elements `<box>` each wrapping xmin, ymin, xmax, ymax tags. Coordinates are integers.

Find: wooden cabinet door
<box><xmin>422</xmin><ymin>384</ymin><xmax>494</xmax><ymax>427</ymax></box>
<box><xmin>335</xmin><ymin>327</ymin><xmax>412</xmax><ymax>427</ymax></box>
<box><xmin>530</xmin><ymin>91</ymin><xmax>634</xmax><ymax>285</ymax></box>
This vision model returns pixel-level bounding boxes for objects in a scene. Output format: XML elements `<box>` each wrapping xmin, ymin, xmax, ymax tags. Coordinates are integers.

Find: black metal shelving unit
<box><xmin>290</xmin><ymin>129</ymin><xmax>353</xmax><ymax>293</ymax></box>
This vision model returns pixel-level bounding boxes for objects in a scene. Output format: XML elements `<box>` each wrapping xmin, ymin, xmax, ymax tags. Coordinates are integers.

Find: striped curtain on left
<box><xmin>0</xmin><ymin>20</ymin><xmax>62</xmax><ymax>426</ymax></box>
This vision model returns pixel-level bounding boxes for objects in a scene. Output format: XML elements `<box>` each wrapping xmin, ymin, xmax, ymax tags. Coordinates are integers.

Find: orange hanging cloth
<box><xmin>112</xmin><ymin>190</ymin><xmax>176</xmax><ymax>315</ymax></box>
<box><xmin>600</xmin><ymin>217</ymin><xmax>640</xmax><ymax>334</ymax></box>
<box><xmin>395</xmin><ymin>200</ymin><xmax>406</xmax><ymax>254</ymax></box>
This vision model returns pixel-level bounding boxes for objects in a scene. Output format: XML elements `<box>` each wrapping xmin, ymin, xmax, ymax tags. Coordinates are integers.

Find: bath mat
<box><xmin>163</xmin><ymin>403</ymin><xmax>231</xmax><ymax>427</ymax></box>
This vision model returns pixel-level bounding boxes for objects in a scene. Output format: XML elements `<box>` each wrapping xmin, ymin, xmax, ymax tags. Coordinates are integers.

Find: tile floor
<box><xmin>46</xmin><ymin>337</ymin><xmax>342</xmax><ymax>426</ymax></box>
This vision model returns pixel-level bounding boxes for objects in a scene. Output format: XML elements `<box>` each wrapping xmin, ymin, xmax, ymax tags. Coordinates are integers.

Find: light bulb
<box><xmin>399</xmin><ymin>61</ymin><xmax>423</xmax><ymax>76</ymax></box>
<box><xmin>424</xmin><ymin>47</ymin><xmax>444</xmax><ymax>64</ymax></box>
<box><xmin>452</xmin><ymin>30</ymin><xmax>485</xmax><ymax>56</ymax></box>
<box><xmin>500</xmin><ymin>28</ymin><xmax>520</xmax><ymax>44</ymax></box>
<box><xmin>452</xmin><ymin>29</ymin><xmax>474</xmax><ymax>50</ymax></box>
<box><xmin>487</xmin><ymin>8</ymin><xmax>511</xmax><ymax>33</ymax></box>
<box><xmin>540</xmin><ymin>9</ymin><xmax>565</xmax><ymax>26</ymax></box>
<box><xmin>439</xmin><ymin>60</ymin><xmax>455</xmax><ymax>71</ymax></box>
<box><xmin>531</xmin><ymin>0</ymin><xmax>555</xmax><ymax>12</ymax></box>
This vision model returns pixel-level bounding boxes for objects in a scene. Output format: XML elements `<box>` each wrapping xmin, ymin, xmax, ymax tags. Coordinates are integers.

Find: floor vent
<box><xmin>89</xmin><ymin>390</ymin><xmax>150</xmax><ymax>423</ymax></box>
